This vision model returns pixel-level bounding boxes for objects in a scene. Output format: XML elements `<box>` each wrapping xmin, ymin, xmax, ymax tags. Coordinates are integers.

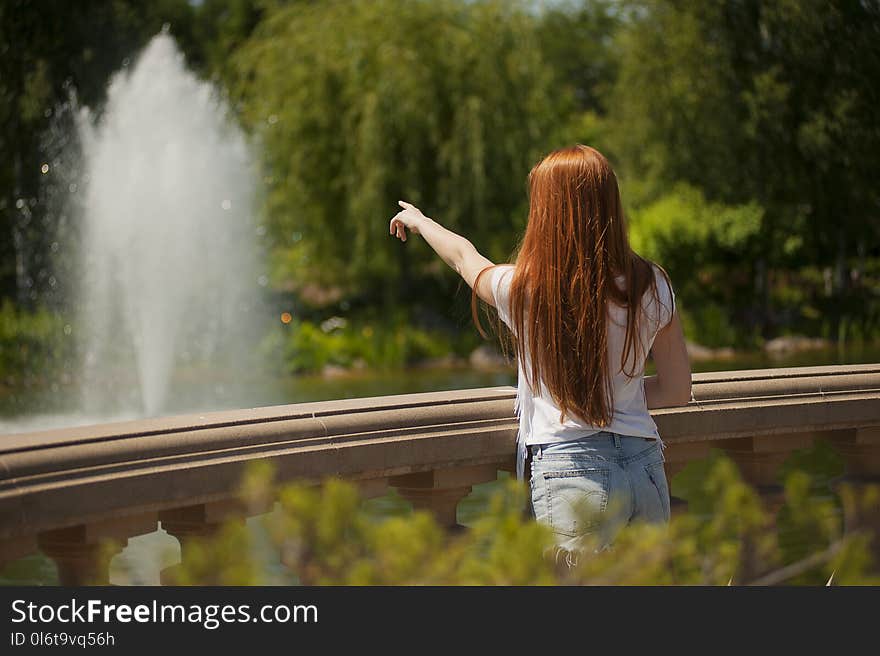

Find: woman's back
<box><xmin>489</xmin><ymin>261</ymin><xmax>676</xmax><ymax>479</ymax></box>
<box><xmin>389</xmin><ymin>142</ymin><xmax>692</xmax><ymax>558</ymax></box>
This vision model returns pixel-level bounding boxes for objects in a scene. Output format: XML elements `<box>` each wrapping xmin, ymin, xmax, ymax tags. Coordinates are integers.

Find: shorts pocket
<box><xmin>644</xmin><ymin>461</ymin><xmax>670</xmax><ymax>522</ymax></box>
<box><xmin>544</xmin><ymin>468</ymin><xmax>610</xmax><ymax>537</ymax></box>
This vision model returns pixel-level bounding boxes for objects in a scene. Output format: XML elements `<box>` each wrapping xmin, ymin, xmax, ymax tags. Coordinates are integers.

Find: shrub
<box><xmin>259</xmin><ymin>313</ymin><xmax>467</xmax><ymax>375</ymax></box>
<box><xmin>0</xmin><ymin>300</ymin><xmax>74</xmax><ymax>384</ymax></box>
<box><xmin>156</xmin><ymin>449</ymin><xmax>879</xmax><ymax>586</ymax></box>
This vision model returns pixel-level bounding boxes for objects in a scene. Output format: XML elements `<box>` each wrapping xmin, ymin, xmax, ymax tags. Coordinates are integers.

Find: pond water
<box><xmin>1</xmin><ymin>343</ymin><xmax>878</xmax><ymax>584</ymax></box>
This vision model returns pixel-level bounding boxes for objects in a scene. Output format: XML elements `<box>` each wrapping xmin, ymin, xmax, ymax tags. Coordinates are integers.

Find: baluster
<box><xmin>158</xmin><ymin>500</ymin><xmax>248</xmax><ymax>584</ymax></box>
<box><xmin>391</xmin><ymin>464</ymin><xmax>500</xmax><ymax>529</ymax></box>
<box><xmin>719</xmin><ymin>433</ymin><xmax>816</xmax><ymax>526</ymax></box>
<box><xmin>353</xmin><ymin>477</ymin><xmax>389</xmax><ymax>500</ymax></box>
<box><xmin>0</xmin><ymin>536</ymin><xmax>37</xmax><ymax>572</ymax></box>
<box><xmin>661</xmin><ymin>441</ymin><xmax>712</xmax><ymax>516</ymax></box>
<box><xmin>37</xmin><ymin>513</ymin><xmax>158</xmax><ymax>585</ymax></box>
<box><xmin>829</xmin><ymin>427</ymin><xmax>880</xmax><ymax>563</ymax></box>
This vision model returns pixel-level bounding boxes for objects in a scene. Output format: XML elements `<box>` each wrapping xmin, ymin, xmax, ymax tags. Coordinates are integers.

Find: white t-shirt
<box><xmin>489</xmin><ymin>263</ymin><xmax>676</xmax><ymax>480</ymax></box>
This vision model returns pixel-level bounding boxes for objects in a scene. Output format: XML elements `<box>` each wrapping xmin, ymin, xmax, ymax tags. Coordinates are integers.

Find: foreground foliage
<box><xmin>161</xmin><ymin>447</ymin><xmax>879</xmax><ymax>586</ymax></box>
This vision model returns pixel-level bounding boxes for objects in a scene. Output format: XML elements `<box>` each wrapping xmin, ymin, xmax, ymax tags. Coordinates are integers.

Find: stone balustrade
<box><xmin>1</xmin><ymin>363</ymin><xmax>878</xmax><ymax>583</ymax></box>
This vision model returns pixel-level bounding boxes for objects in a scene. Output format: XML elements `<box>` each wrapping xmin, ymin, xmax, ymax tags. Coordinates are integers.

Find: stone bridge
<box><xmin>1</xmin><ymin>363</ymin><xmax>878</xmax><ymax>584</ymax></box>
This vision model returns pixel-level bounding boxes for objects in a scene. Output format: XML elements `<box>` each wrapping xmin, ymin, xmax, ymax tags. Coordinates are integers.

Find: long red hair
<box><xmin>471</xmin><ymin>144</ymin><xmax>672</xmax><ymax>426</ymax></box>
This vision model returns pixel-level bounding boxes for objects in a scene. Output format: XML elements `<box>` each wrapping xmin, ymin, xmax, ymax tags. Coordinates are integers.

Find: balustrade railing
<box><xmin>1</xmin><ymin>363</ymin><xmax>878</xmax><ymax>584</ymax></box>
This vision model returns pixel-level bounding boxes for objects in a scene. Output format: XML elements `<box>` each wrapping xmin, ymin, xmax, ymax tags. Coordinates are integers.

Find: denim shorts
<box><xmin>528</xmin><ymin>431</ymin><xmax>670</xmax><ymax>561</ymax></box>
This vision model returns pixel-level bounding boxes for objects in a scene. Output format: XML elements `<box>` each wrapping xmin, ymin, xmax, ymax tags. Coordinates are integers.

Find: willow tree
<box><xmin>231</xmin><ymin>0</ymin><xmax>576</xmax><ymax>307</ymax></box>
<box><xmin>605</xmin><ymin>0</ymin><xmax>880</xmax><ymax>336</ymax></box>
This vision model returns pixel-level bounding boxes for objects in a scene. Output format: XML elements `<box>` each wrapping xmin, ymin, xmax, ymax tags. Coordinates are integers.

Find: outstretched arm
<box><xmin>389</xmin><ymin>200</ymin><xmax>497</xmax><ymax>307</ymax></box>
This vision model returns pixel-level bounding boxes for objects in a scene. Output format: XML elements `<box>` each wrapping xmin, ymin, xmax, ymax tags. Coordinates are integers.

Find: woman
<box><xmin>389</xmin><ymin>144</ymin><xmax>692</xmax><ymax>561</ymax></box>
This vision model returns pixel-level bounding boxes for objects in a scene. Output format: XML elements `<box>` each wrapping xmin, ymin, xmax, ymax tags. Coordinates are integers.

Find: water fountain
<box><xmin>72</xmin><ymin>32</ymin><xmax>265</xmax><ymax>422</ymax></box>
<box><xmin>0</xmin><ymin>30</ymin><xmax>274</xmax><ymax>581</ymax></box>
<box><xmin>73</xmin><ymin>32</ymin><xmax>267</xmax><ymax>419</ymax></box>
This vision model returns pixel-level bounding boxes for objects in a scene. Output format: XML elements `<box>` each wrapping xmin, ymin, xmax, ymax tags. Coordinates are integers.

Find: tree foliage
<box><xmin>230</xmin><ymin>0</ymin><xmax>579</xmax><ymax>306</ymax></box>
<box><xmin>155</xmin><ymin>449</ymin><xmax>880</xmax><ymax>586</ymax></box>
<box><xmin>607</xmin><ymin>0</ymin><xmax>880</xmax><ymax>335</ymax></box>
<box><xmin>1</xmin><ymin>0</ymin><xmax>879</xmax><ymax>363</ymax></box>
<box><xmin>629</xmin><ymin>184</ymin><xmax>763</xmax><ymax>344</ymax></box>
<box><xmin>0</xmin><ymin>0</ymin><xmax>202</xmax><ymax>306</ymax></box>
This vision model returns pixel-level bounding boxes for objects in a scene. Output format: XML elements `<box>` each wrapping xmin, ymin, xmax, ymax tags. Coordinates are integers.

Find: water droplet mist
<box><xmin>75</xmin><ymin>33</ymin><xmax>265</xmax><ymax>417</ymax></box>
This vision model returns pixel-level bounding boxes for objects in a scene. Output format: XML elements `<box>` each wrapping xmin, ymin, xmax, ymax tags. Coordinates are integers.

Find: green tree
<box><xmin>606</xmin><ymin>0</ymin><xmax>880</xmax><ymax>336</ymax></box>
<box><xmin>629</xmin><ymin>184</ymin><xmax>763</xmax><ymax>345</ymax></box>
<box><xmin>0</xmin><ymin>0</ymin><xmax>198</xmax><ymax>307</ymax></box>
<box><xmin>535</xmin><ymin>0</ymin><xmax>619</xmax><ymax>113</ymax></box>
<box><xmin>231</xmin><ymin>0</ymin><xmax>579</xmax><ymax>312</ymax></box>
<box><xmin>188</xmin><ymin>0</ymin><xmax>267</xmax><ymax>84</ymax></box>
